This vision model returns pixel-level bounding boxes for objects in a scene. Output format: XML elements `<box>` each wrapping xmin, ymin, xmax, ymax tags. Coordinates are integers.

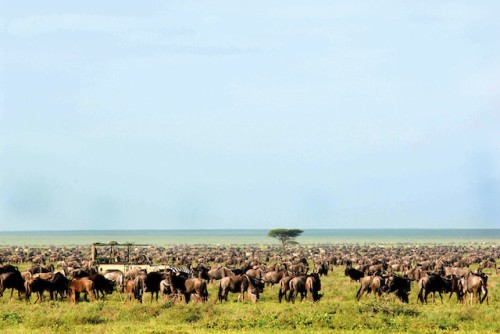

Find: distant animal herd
<box><xmin>0</xmin><ymin>244</ymin><xmax>497</xmax><ymax>305</ymax></box>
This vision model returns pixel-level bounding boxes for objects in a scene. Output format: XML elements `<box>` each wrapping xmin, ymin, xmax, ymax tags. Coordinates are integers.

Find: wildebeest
<box><xmin>278</xmin><ymin>275</ymin><xmax>294</xmax><ymax>303</ymax></box>
<box><xmin>305</xmin><ymin>273</ymin><xmax>322</xmax><ymax>302</ymax></box>
<box><xmin>104</xmin><ymin>270</ymin><xmax>125</xmax><ymax>293</ymax></box>
<box><xmin>89</xmin><ymin>273</ymin><xmax>115</xmax><ymax>299</ymax></box>
<box><xmin>68</xmin><ymin>277</ymin><xmax>96</xmax><ymax>304</ymax></box>
<box><xmin>264</xmin><ymin>269</ymin><xmax>290</xmax><ymax>287</ymax></box>
<box><xmin>383</xmin><ymin>275</ymin><xmax>411</xmax><ymax>303</ymax></box>
<box><xmin>461</xmin><ymin>272</ymin><xmax>488</xmax><ymax>304</ymax></box>
<box><xmin>134</xmin><ymin>272</ymin><xmax>164</xmax><ymax>303</ymax></box>
<box><xmin>0</xmin><ymin>271</ymin><xmax>26</xmax><ymax>300</ymax></box>
<box><xmin>25</xmin><ymin>277</ymin><xmax>52</xmax><ymax>303</ymax></box>
<box><xmin>417</xmin><ymin>274</ymin><xmax>452</xmax><ymax>304</ymax></box>
<box><xmin>356</xmin><ymin>275</ymin><xmax>385</xmax><ymax>301</ymax></box>
<box><xmin>345</xmin><ymin>267</ymin><xmax>364</xmax><ymax>282</ymax></box>
<box><xmin>163</xmin><ymin>272</ymin><xmax>208</xmax><ymax>303</ymax></box>
<box><xmin>218</xmin><ymin>275</ymin><xmax>262</xmax><ymax>302</ymax></box>
<box><xmin>50</xmin><ymin>272</ymin><xmax>69</xmax><ymax>300</ymax></box>
<box><xmin>208</xmin><ymin>266</ymin><xmax>234</xmax><ymax>283</ymax></box>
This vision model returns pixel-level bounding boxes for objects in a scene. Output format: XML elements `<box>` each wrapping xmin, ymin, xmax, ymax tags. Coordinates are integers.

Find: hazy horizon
<box><xmin>1</xmin><ymin>1</ymin><xmax>499</xmax><ymax>231</ymax></box>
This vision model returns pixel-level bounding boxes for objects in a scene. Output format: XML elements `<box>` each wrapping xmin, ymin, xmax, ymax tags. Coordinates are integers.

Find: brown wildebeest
<box><xmin>33</xmin><ymin>272</ymin><xmax>54</xmax><ymax>280</ymax></box>
<box><xmin>125</xmin><ymin>279</ymin><xmax>136</xmax><ymax>302</ymax></box>
<box><xmin>305</xmin><ymin>273</ymin><xmax>322</xmax><ymax>302</ymax></box>
<box><xmin>218</xmin><ymin>275</ymin><xmax>260</xmax><ymax>303</ymax></box>
<box><xmin>246</xmin><ymin>268</ymin><xmax>265</xmax><ymax>280</ymax></box>
<box><xmin>25</xmin><ymin>277</ymin><xmax>52</xmax><ymax>303</ymax></box>
<box><xmin>264</xmin><ymin>269</ymin><xmax>290</xmax><ymax>288</ymax></box>
<box><xmin>163</xmin><ymin>272</ymin><xmax>208</xmax><ymax>303</ymax></box>
<box><xmin>208</xmin><ymin>266</ymin><xmax>234</xmax><ymax>283</ymax></box>
<box><xmin>289</xmin><ymin>275</ymin><xmax>307</xmax><ymax>303</ymax></box>
<box><xmin>461</xmin><ymin>272</ymin><xmax>488</xmax><ymax>304</ymax></box>
<box><xmin>278</xmin><ymin>275</ymin><xmax>293</xmax><ymax>303</ymax></box>
<box><xmin>356</xmin><ymin>275</ymin><xmax>385</xmax><ymax>301</ymax></box>
<box><xmin>479</xmin><ymin>260</ymin><xmax>497</xmax><ymax>275</ymax></box>
<box><xmin>68</xmin><ymin>277</ymin><xmax>96</xmax><ymax>304</ymax></box>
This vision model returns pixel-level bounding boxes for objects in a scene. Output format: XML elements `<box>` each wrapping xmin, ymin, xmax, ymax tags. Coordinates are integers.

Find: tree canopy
<box><xmin>268</xmin><ymin>228</ymin><xmax>304</xmax><ymax>248</ymax></box>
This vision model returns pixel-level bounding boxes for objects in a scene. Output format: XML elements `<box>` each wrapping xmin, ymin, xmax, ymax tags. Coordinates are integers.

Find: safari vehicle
<box><xmin>91</xmin><ymin>242</ymin><xmax>168</xmax><ymax>274</ymax></box>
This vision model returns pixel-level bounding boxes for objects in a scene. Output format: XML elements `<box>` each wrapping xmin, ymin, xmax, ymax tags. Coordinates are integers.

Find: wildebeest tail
<box><xmin>201</xmin><ymin>281</ymin><xmax>208</xmax><ymax>301</ymax></box>
<box><xmin>217</xmin><ymin>282</ymin><xmax>223</xmax><ymax>303</ymax></box>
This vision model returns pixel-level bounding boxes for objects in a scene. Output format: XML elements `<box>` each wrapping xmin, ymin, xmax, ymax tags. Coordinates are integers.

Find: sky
<box><xmin>1</xmin><ymin>1</ymin><xmax>499</xmax><ymax>231</ymax></box>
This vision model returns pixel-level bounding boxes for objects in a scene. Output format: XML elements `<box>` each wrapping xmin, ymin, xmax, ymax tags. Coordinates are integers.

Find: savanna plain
<box><xmin>0</xmin><ymin>234</ymin><xmax>498</xmax><ymax>334</ymax></box>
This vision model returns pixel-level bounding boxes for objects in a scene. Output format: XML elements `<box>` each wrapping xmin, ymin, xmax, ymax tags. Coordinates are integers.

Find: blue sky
<box><xmin>1</xmin><ymin>1</ymin><xmax>499</xmax><ymax>230</ymax></box>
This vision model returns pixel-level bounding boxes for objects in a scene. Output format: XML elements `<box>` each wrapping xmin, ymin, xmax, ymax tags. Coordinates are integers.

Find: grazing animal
<box><xmin>142</xmin><ymin>272</ymin><xmax>164</xmax><ymax>303</ymax></box>
<box><xmin>163</xmin><ymin>272</ymin><xmax>208</xmax><ymax>303</ymax></box>
<box><xmin>278</xmin><ymin>276</ymin><xmax>293</xmax><ymax>303</ymax></box>
<box><xmin>461</xmin><ymin>272</ymin><xmax>488</xmax><ymax>304</ymax></box>
<box><xmin>383</xmin><ymin>275</ymin><xmax>411</xmax><ymax>303</ymax></box>
<box><xmin>356</xmin><ymin>275</ymin><xmax>385</xmax><ymax>301</ymax></box>
<box><xmin>417</xmin><ymin>274</ymin><xmax>450</xmax><ymax>303</ymax></box>
<box><xmin>0</xmin><ymin>271</ymin><xmax>26</xmax><ymax>300</ymax></box>
<box><xmin>104</xmin><ymin>270</ymin><xmax>125</xmax><ymax>293</ymax></box>
<box><xmin>208</xmin><ymin>266</ymin><xmax>234</xmax><ymax>283</ymax></box>
<box><xmin>25</xmin><ymin>277</ymin><xmax>52</xmax><ymax>303</ymax></box>
<box><xmin>89</xmin><ymin>273</ymin><xmax>114</xmax><ymax>299</ymax></box>
<box><xmin>218</xmin><ymin>275</ymin><xmax>261</xmax><ymax>303</ymax></box>
<box><xmin>305</xmin><ymin>273</ymin><xmax>322</xmax><ymax>302</ymax></box>
<box><xmin>345</xmin><ymin>267</ymin><xmax>364</xmax><ymax>282</ymax></box>
<box><xmin>49</xmin><ymin>272</ymin><xmax>69</xmax><ymax>300</ymax></box>
<box><xmin>68</xmin><ymin>277</ymin><xmax>96</xmax><ymax>304</ymax></box>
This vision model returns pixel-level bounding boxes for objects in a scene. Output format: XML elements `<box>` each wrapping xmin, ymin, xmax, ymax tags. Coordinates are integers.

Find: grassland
<box><xmin>0</xmin><ymin>262</ymin><xmax>498</xmax><ymax>333</ymax></box>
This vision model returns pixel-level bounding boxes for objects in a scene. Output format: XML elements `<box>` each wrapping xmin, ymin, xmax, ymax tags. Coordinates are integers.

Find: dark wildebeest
<box><xmin>68</xmin><ymin>277</ymin><xmax>96</xmax><ymax>304</ymax></box>
<box><xmin>417</xmin><ymin>274</ymin><xmax>451</xmax><ymax>303</ymax></box>
<box><xmin>383</xmin><ymin>275</ymin><xmax>411</xmax><ymax>303</ymax></box>
<box><xmin>0</xmin><ymin>271</ymin><xmax>26</xmax><ymax>300</ymax></box>
<box><xmin>163</xmin><ymin>272</ymin><xmax>208</xmax><ymax>303</ymax></box>
<box><xmin>137</xmin><ymin>272</ymin><xmax>164</xmax><ymax>303</ymax></box>
<box><xmin>316</xmin><ymin>262</ymin><xmax>329</xmax><ymax>276</ymax></box>
<box><xmin>345</xmin><ymin>267</ymin><xmax>364</xmax><ymax>282</ymax></box>
<box><xmin>0</xmin><ymin>265</ymin><xmax>18</xmax><ymax>274</ymax></box>
<box><xmin>218</xmin><ymin>275</ymin><xmax>262</xmax><ymax>302</ymax></box>
<box><xmin>89</xmin><ymin>273</ymin><xmax>114</xmax><ymax>299</ymax></box>
<box><xmin>25</xmin><ymin>277</ymin><xmax>52</xmax><ymax>303</ymax></box>
<box><xmin>356</xmin><ymin>275</ymin><xmax>386</xmax><ymax>301</ymax></box>
<box><xmin>461</xmin><ymin>272</ymin><xmax>488</xmax><ymax>304</ymax></box>
<box><xmin>50</xmin><ymin>272</ymin><xmax>69</xmax><ymax>300</ymax></box>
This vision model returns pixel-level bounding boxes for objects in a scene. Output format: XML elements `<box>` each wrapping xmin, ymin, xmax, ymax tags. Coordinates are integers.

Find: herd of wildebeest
<box><xmin>0</xmin><ymin>244</ymin><xmax>497</xmax><ymax>306</ymax></box>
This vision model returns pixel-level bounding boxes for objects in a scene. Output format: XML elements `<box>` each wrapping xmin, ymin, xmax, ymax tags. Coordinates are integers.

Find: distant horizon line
<box><xmin>1</xmin><ymin>228</ymin><xmax>499</xmax><ymax>233</ymax></box>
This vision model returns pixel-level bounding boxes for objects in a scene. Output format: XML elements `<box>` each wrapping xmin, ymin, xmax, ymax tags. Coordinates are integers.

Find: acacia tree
<box><xmin>268</xmin><ymin>229</ymin><xmax>304</xmax><ymax>248</ymax></box>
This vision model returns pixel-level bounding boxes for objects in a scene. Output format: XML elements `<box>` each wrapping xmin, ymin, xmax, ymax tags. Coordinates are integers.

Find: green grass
<box><xmin>1</xmin><ymin>264</ymin><xmax>498</xmax><ymax>333</ymax></box>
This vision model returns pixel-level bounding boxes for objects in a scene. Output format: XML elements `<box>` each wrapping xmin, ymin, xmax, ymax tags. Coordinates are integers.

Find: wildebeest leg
<box><xmin>438</xmin><ymin>291</ymin><xmax>443</xmax><ymax>304</ymax></box>
<box><xmin>355</xmin><ymin>287</ymin><xmax>362</xmax><ymax>301</ymax></box>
